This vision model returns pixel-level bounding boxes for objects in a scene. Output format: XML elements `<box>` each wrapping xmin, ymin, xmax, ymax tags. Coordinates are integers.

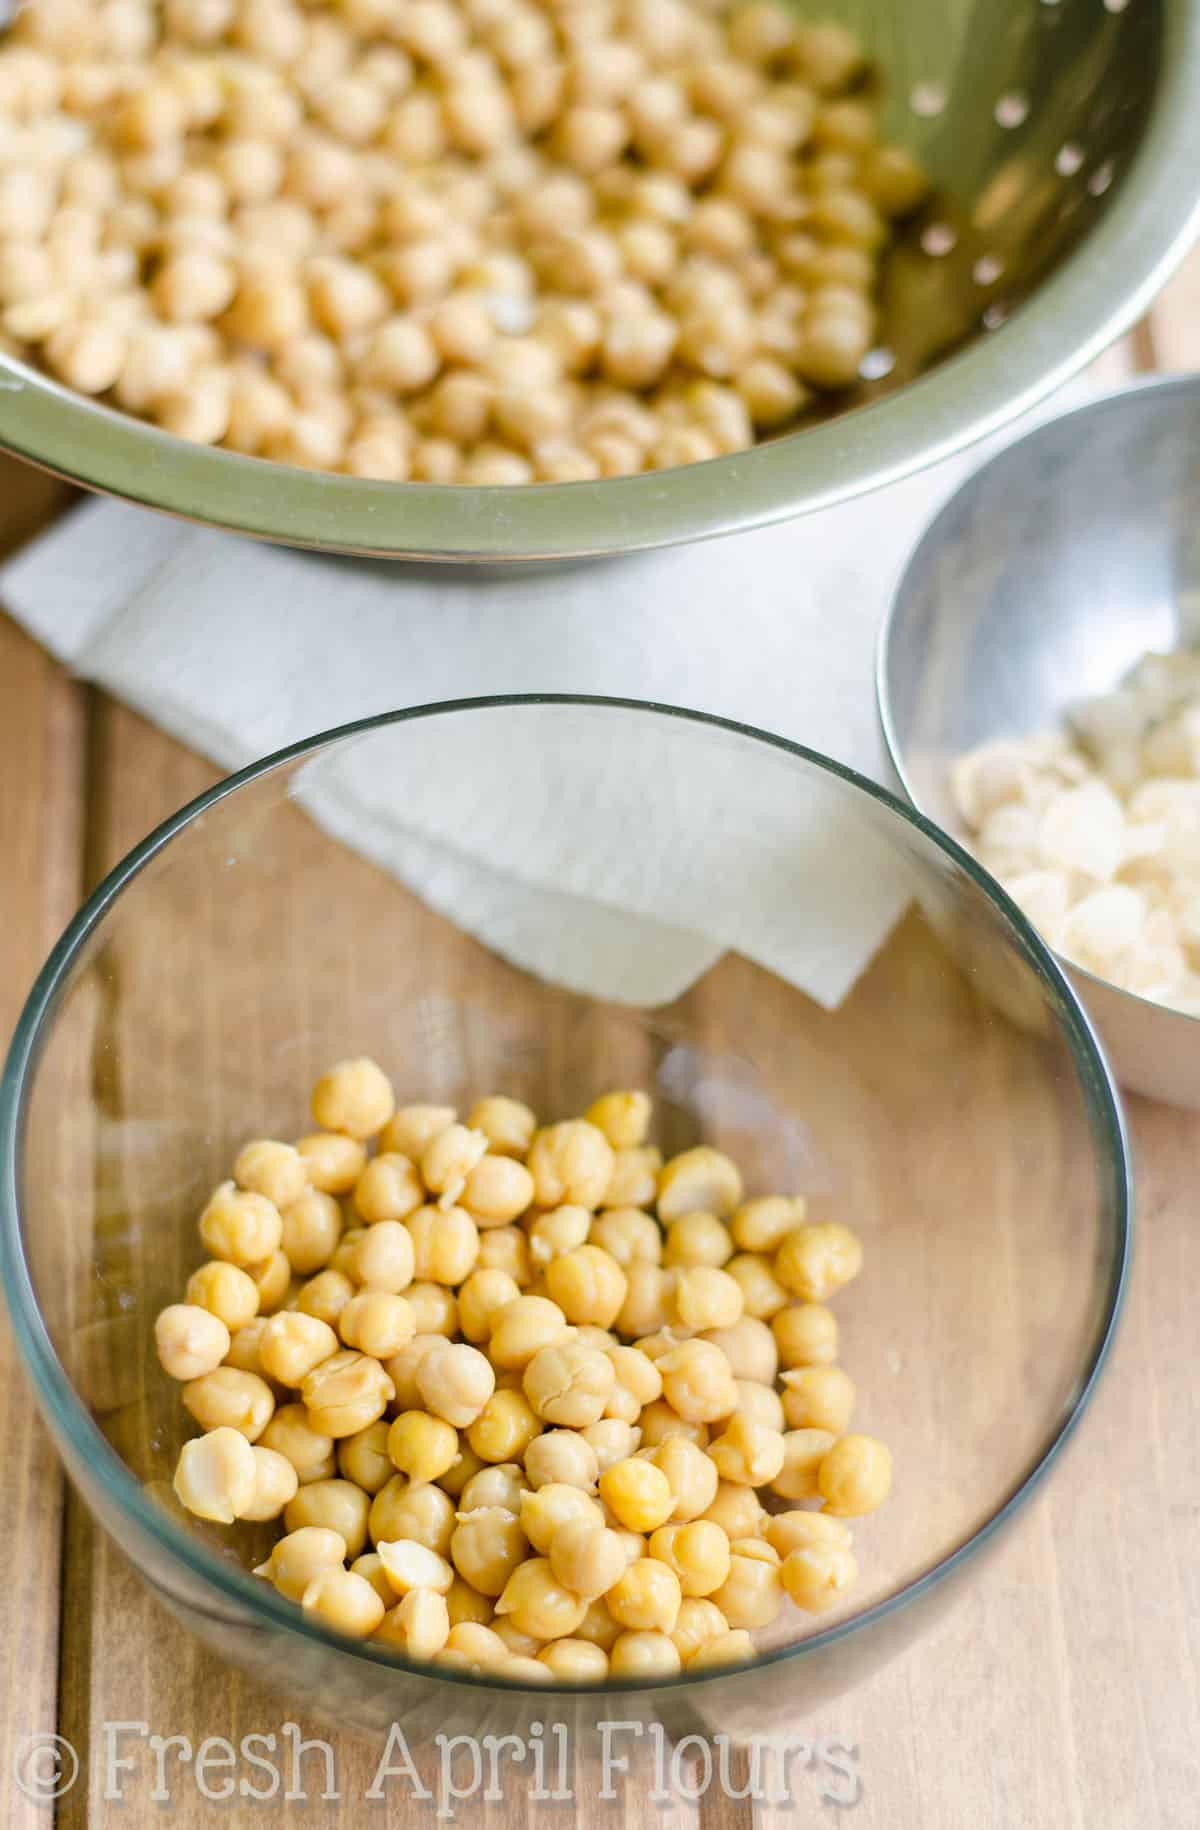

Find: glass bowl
<box><xmin>0</xmin><ymin>698</ymin><xmax>1130</xmax><ymax>1740</ymax></box>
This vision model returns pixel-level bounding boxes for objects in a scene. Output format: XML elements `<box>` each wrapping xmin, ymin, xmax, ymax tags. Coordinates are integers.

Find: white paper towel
<box><xmin>0</xmin><ymin>371</ymin><xmax>1109</xmax><ymax>1007</ymax></box>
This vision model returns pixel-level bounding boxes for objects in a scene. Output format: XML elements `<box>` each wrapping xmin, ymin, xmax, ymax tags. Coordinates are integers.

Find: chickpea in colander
<box><xmin>0</xmin><ymin>2</ymin><xmax>925</xmax><ymax>482</ymax></box>
<box><xmin>158</xmin><ymin>1065</ymin><xmax>890</xmax><ymax>1676</ymax></box>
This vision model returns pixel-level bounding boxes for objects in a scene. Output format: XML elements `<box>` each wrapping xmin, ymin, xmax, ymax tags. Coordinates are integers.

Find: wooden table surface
<box><xmin>2</xmin><ymin>262</ymin><xmax>1200</xmax><ymax>1829</ymax></box>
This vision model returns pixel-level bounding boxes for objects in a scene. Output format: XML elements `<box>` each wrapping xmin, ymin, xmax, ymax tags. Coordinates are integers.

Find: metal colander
<box><xmin>0</xmin><ymin>0</ymin><xmax>1197</xmax><ymax>560</ymax></box>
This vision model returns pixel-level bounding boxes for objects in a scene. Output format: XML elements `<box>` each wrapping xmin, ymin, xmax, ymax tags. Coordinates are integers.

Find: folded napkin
<box><xmin>0</xmin><ymin>365</ymin><xmax>1116</xmax><ymax>1007</ymax></box>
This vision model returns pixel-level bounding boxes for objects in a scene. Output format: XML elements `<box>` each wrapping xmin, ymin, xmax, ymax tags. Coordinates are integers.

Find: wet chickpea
<box><xmin>527</xmin><ymin>1120</ymin><xmax>614</xmax><ymax>1210</ymax></box>
<box><xmin>782</xmin><ymin>1540</ymin><xmax>858</xmax><ymax>1613</ymax></box>
<box><xmin>637</xmin><ymin>1400</ymin><xmax>706</xmax><ymax>1449</ymax></box>
<box><xmin>460</xmin><ymin>1463</ymin><xmax>528</xmax><ymax>1514</ymax></box>
<box><xmin>713</xmin><ymin>1537</ymin><xmax>784</xmax><ymax>1630</ymax></box>
<box><xmin>465</xmin><ymin>1095</ymin><xmax>537</xmax><ymax>1158</ymax></box>
<box><xmin>687</xmin><ymin>1627</ymin><xmax>754</xmax><ymax>1669</ymax></box>
<box><xmin>174</xmin><ymin>1426</ymin><xmax>257</xmax><ymax>1523</ymax></box>
<box><xmin>338</xmin><ymin>1291</ymin><xmax>416</xmax><ymax>1359</ymax></box>
<box><xmin>451</xmin><ymin>1506</ymin><xmax>530</xmax><ymax>1594</ymax></box>
<box><xmin>600</xmin><ymin>1148</ymin><xmax>663</xmax><ymax>1212</ymax></box>
<box><xmin>468</xmin><ymin>1386</ymin><xmax>541</xmax><ymax>1460</ymax></box>
<box><xmin>772</xmin><ymin>1428</ymin><xmax>838</xmax><ymax>1501</ymax></box>
<box><xmin>295</xmin><ymin>1268</ymin><xmax>356</xmax><ymax>1327</ymax></box>
<box><xmin>240</xmin><ymin>1444</ymin><xmax>300</xmax><ymax>1522</ymax></box>
<box><xmin>699</xmin><ymin>1315</ymin><xmax>779</xmax><ymax>1384</ymax></box>
<box><xmin>379</xmin><ymin>1584</ymin><xmax>452</xmax><ymax>1657</ymax></box>
<box><xmin>817</xmin><ymin>1434</ymin><xmax>892</xmax><ymax>1517</ymax></box>
<box><xmin>155</xmin><ymin>1303</ymin><xmax>230</xmax><ymax>1381</ymax></box>
<box><xmin>446</xmin><ymin>1575</ymin><xmax>494</xmax><ymax>1629</ymax></box>
<box><xmin>544</xmin><ymin>1245</ymin><xmax>627</xmax><ymax>1329</ymax></box>
<box><xmin>249</xmin><ymin>1249</ymin><xmax>293</xmax><ymax>1315</ymax></box>
<box><xmin>584</xmin><ymin>1091</ymin><xmax>652</xmax><ymax>1149</ymax></box>
<box><xmin>724</xmin><ymin>1252</ymin><xmax>789</xmax><ymax>1320</ymax></box>
<box><xmin>775</xmin><ymin>1223</ymin><xmax>864</xmax><ymax>1303</ymax></box>
<box><xmin>599</xmin><ymin>1456</ymin><xmax>674</xmax><ymax>1533</ymax></box>
<box><xmin>416</xmin><ymin>1340</ymin><xmax>494</xmax><ymax>1426</ymax></box>
<box><xmin>198</xmin><ymin>1181</ymin><xmax>283</xmax><ymax>1267</ymax></box>
<box><xmin>349</xmin><ymin>1551</ymin><xmax>398</xmax><ymax>1609</ymax></box>
<box><xmin>476</xmin><ymin>1225</ymin><xmax>532</xmax><ymax>1285</ymax></box>
<box><xmin>337</xmin><ymin>1418</ymin><xmax>394</xmax><ymax>1495</ymax></box>
<box><xmin>701</xmin><ymin>1480</ymin><xmax>767</xmax><ymax>1541</ymax></box>
<box><xmin>608</xmin><ymin>1557</ymin><xmax>682</xmax><ymax>1634</ymax></box>
<box><xmin>377</xmin><ymin>1538</ymin><xmax>455</xmax><ymax>1596</ymax></box>
<box><xmin>614</xmin><ymin>1261</ymin><xmax>674</xmax><ymax>1337</ymax></box>
<box><xmin>671</xmin><ymin>1264</ymin><xmax>744</xmax><ymax>1332</ymax></box>
<box><xmin>420</xmin><ymin>1124</ymin><xmax>489</xmax><ymax>1202</ymax></box>
<box><xmin>257</xmin><ymin>1526</ymin><xmax>347</xmax><ymax>1601</ymax></box>
<box><xmin>547</xmin><ymin>1518</ymin><xmax>628</xmax><ymax>1600</ymax></box>
<box><xmin>780</xmin><ymin>1364</ymin><xmax>855</xmax><ymax>1434</ymax></box>
<box><xmin>380</xmin><ymin>1105</ymin><xmax>456</xmax><ymax>1160</ymax></box>
<box><xmin>648</xmin><ymin>1519</ymin><xmax>730</xmax><ymax>1597</ymax></box>
<box><xmin>495</xmin><ymin>1557</ymin><xmax>587</xmax><ymax>1639</ymax></box>
<box><xmin>671</xmin><ymin>1596</ymin><xmax>729</xmax><ymax>1662</ymax></box>
<box><xmin>664</xmin><ymin>1210</ymin><xmax>733</xmax><ymax>1269</ymax></box>
<box><xmin>406</xmin><ymin>1206</ymin><xmax>479</xmax><ymax>1285</ymax></box>
<box><xmin>607</xmin><ymin>1342</ymin><xmax>663</xmax><ymax>1411</ymax></box>
<box><xmin>708</xmin><ymin>1414</ymin><xmax>786</xmax><ymax>1487</ymax></box>
<box><xmin>524</xmin><ymin>1429</ymin><xmax>599</xmax><ymax>1492</ymax></box>
<box><xmin>773</xmin><ymin>1302</ymin><xmax>839</xmax><ymax>1368</ymax></box>
<box><xmin>610</xmin><ymin>1629</ymin><xmax>681</xmax><ymax>1679</ymax></box>
<box><xmin>234</xmin><ymin>1139</ymin><xmax>308</xmax><ymax>1210</ymax></box>
<box><xmin>280</xmin><ymin>1190</ymin><xmax>342</xmax><ymax>1275</ymax></box>
<box><xmin>370</xmin><ymin>1475</ymin><xmax>456</xmax><ymax>1555</ymax></box>
<box><xmin>657</xmin><ymin>1146</ymin><xmax>743</xmax><ymax>1223</ymax></box>
<box><xmin>382</xmin><ymin>1334</ymin><xmax>442</xmax><ymax>1409</ymax></box>
<box><xmin>387</xmin><ymin>1410</ymin><xmax>460</xmax><ymax>1483</ymax></box>
<box><xmin>489</xmin><ymin>1295</ymin><xmax>571</xmax><ymax>1370</ymax></box>
<box><xmin>461</xmin><ymin>1154</ymin><xmax>535</xmax><ymax>1225</ymax></box>
<box><xmin>350</xmin><ymin>1220</ymin><xmax>416</xmax><ymax>1293</ymax></box>
<box><xmin>284</xmin><ymin>1477</ymin><xmax>370</xmax><ymax>1558</ymax></box>
<box><xmin>296</xmin><ymin>1132</ymin><xmax>367</xmax><ymax>1196</ymax></box>
<box><xmin>405</xmin><ymin>1283</ymin><xmax>459</xmax><ymax>1337</ymax></box>
<box><xmin>732</xmin><ymin>1196</ymin><xmax>806</xmax><ymax>1254</ymax></box>
<box><xmin>458</xmin><ymin>1268</ymin><xmax>522</xmax><ymax>1341</ymax></box>
<box><xmin>301</xmin><ymin>1349</ymin><xmax>395</xmax><ymax>1437</ymax></box>
<box><xmin>260</xmin><ymin>1311</ymin><xmax>339</xmax><ymax>1386</ymax></box>
<box><xmin>354</xmin><ymin>1153</ymin><xmax>424</xmax><ymax>1224</ymax></box>
<box><xmin>311</xmin><ymin>1057</ymin><xmax>395</xmax><ymax>1140</ymax></box>
<box><xmin>183</xmin><ymin>1366</ymin><xmax>275</xmax><ymax>1440</ymax></box>
<box><xmin>528</xmin><ymin>1204</ymin><xmax>591</xmax><ymax>1268</ymax></box>
<box><xmin>657</xmin><ymin>1339</ymin><xmax>738</xmax><ymax>1424</ymax></box>
<box><xmin>223</xmin><ymin>1316</ymin><xmax>271</xmax><ymax>1377</ymax></box>
<box><xmin>729</xmin><ymin>1378</ymin><xmax>785</xmax><ymax>1432</ymax></box>
<box><xmin>260</xmin><ymin>1404</ymin><xmax>336</xmax><ymax>1484</ymax></box>
<box><xmin>539</xmin><ymin>1637</ymin><xmax>609</xmax><ymax>1682</ymax></box>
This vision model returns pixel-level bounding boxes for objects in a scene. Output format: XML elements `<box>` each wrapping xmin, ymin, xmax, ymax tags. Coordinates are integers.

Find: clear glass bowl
<box><xmin>0</xmin><ymin>699</ymin><xmax>1130</xmax><ymax>1740</ymax></box>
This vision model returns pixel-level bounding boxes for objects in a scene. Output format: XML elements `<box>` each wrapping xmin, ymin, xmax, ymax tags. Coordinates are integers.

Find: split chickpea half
<box><xmin>158</xmin><ymin>1062</ymin><xmax>891</xmax><ymax>1670</ymax></box>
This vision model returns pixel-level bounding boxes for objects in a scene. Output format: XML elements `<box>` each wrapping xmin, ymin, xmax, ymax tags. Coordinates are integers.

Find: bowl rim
<box><xmin>2</xmin><ymin>1</ymin><xmax>1199</xmax><ymax>559</ymax></box>
<box><xmin>0</xmin><ymin>695</ymin><xmax>1133</xmax><ymax>1693</ymax></box>
<box><xmin>876</xmin><ymin>367</ymin><xmax>1200</xmax><ymax>1032</ymax></box>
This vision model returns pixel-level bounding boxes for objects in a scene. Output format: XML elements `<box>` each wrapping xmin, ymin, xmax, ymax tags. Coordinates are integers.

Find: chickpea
<box><xmin>309</xmin><ymin>1057</ymin><xmax>394</xmax><ymax>1139</ymax></box>
<box><xmin>687</xmin><ymin>1628</ymin><xmax>754</xmax><ymax>1670</ymax></box>
<box><xmin>415</xmin><ymin>1340</ymin><xmax>494</xmax><ymax>1428</ymax></box>
<box><xmin>520</xmin><ymin>1338</ymin><xmax>611</xmax><ymax>1430</ymax></box>
<box><xmin>778</xmin><ymin>1364</ymin><xmax>854</xmax><ymax>1434</ymax></box>
<box><xmin>380</xmin><ymin>1106</ymin><xmax>456</xmax><ymax>1160</ymax></box>
<box><xmin>460</xmin><ymin>1463</ymin><xmax>528</xmax><ymax>1514</ymax></box>
<box><xmin>817</xmin><ymin>1434</ymin><xmax>892</xmax><ymax>1517</ymax></box>
<box><xmin>457</xmin><ymin>1269</ymin><xmax>521</xmax><ymax>1343</ymax></box>
<box><xmin>223</xmin><ymin>1317</ymin><xmax>270</xmax><ymax>1377</ymax></box>
<box><xmin>250</xmin><ymin>1250</ymin><xmax>293</xmax><ymax>1317</ymax></box>
<box><xmin>607</xmin><ymin>1558</ymin><xmax>681</xmax><ymax>1634</ymax></box>
<box><xmin>451</xmin><ymin>1506</ymin><xmax>529</xmax><ymax>1595</ymax></box>
<box><xmin>438</xmin><ymin>1442</ymin><xmax>487</xmax><ymax>1501</ymax></box>
<box><xmin>198</xmin><ymin>1181</ymin><xmax>283</xmax><ymax>1268</ymax></box>
<box><xmin>671</xmin><ymin>1596</ymin><xmax>729</xmax><ymax>1662</ymax></box>
<box><xmin>781</xmin><ymin>1541</ymin><xmax>858</xmax><ymax>1613</ymax></box>
<box><xmin>657</xmin><ymin>1147</ymin><xmax>742</xmax><ymax>1223</ymax></box>
<box><xmin>477</xmin><ymin>1226</ymin><xmax>532</xmax><ymax>1286</ymax></box>
<box><xmin>766</xmin><ymin>1509</ymin><xmax>852</xmax><ymax>1558</ymax></box>
<box><xmin>609</xmin><ymin>1630</ymin><xmax>681</xmax><ymax>1679</ymax></box>
<box><xmin>301</xmin><ymin>1350</ymin><xmax>395</xmax><ymax>1438</ymax></box>
<box><xmin>541</xmin><ymin>1244</ymin><xmax>626</xmax><ymax>1330</ymax></box>
<box><xmin>405</xmin><ymin>1283</ymin><xmax>459</xmax><ymax>1337</ymax></box>
<box><xmin>376</xmin><ymin>1538</ymin><xmax>455</xmax><ymax>1597</ymax></box>
<box><xmin>296</xmin><ymin>1269</ymin><xmax>356</xmax><ymax>1327</ymax></box>
<box><xmin>774</xmin><ymin>1224</ymin><xmax>863</xmax><ymax>1303</ymax></box>
<box><xmin>461</xmin><ymin>1154</ymin><xmax>535</xmax><ymax>1227</ymax></box>
<box><xmin>420</xmin><ymin>1125</ymin><xmax>489</xmax><ymax>1205</ymax></box>
<box><xmin>648</xmin><ymin>1520</ymin><xmax>730</xmax><ymax>1598</ymax></box>
<box><xmin>445</xmin><ymin>1576</ymin><xmax>494</xmax><ymax>1629</ymax></box>
<box><xmin>337</xmin><ymin>1419</ymin><xmax>394</xmax><ymax>1495</ymax></box>
<box><xmin>174</xmin><ymin>1426</ymin><xmax>257</xmax><ymax>1523</ymax></box>
<box><xmin>444</xmin><ymin>1621</ymin><xmax>509</xmax><ymax>1668</ymax></box>
<box><xmin>335</xmin><ymin>1292</ymin><xmax>413</xmax><ymax>1362</ymax></box>
<box><xmin>349</xmin><ymin>1220</ymin><xmax>416</xmax><ymax>1294</ymax></box>
<box><xmin>664</xmin><ymin>1211</ymin><xmax>733</xmax><ymax>1270</ymax></box>
<box><xmin>701</xmin><ymin>1480</ymin><xmax>767</xmax><ymax>1541</ymax></box>
<box><xmin>461</xmin><ymin>1095</ymin><xmax>533</xmax><ymax>1158</ymax></box>
<box><xmin>708</xmin><ymin>1414</ymin><xmax>786</xmax><ymax>1487</ymax></box>
<box><xmin>657</xmin><ymin>1340</ymin><xmax>738</xmax><ymax>1424</ymax></box>
<box><xmin>260</xmin><ymin>1404</ymin><xmax>336</xmax><ymax>1484</ymax></box>
<box><xmin>522</xmin><ymin>1430</ymin><xmax>597</xmax><ymax>1493</ymax></box>
<box><xmin>155</xmin><ymin>1303</ymin><xmax>230</xmax><ymax>1381</ymax></box>
<box><xmin>256</xmin><ymin>1526</ymin><xmax>347</xmax><ymax>1602</ymax></box>
<box><xmin>354</xmin><ymin>1154</ymin><xmax>424</xmax><ymax>1225</ymax></box>
<box><xmin>671</xmin><ymin>1265</ymin><xmax>744</xmax><ymax>1332</ymax></box>
<box><xmin>712</xmin><ymin>1537</ymin><xmax>783</xmax><ymax>1630</ymax></box>
<box><xmin>489</xmin><ymin>1295</ymin><xmax>571</xmax><ymax>1371</ymax></box>
<box><xmin>724</xmin><ymin>1252</ymin><xmax>789</xmax><ymax>1320</ymax></box>
<box><xmin>547</xmin><ymin>1519</ymin><xmax>628</xmax><ymax>1600</ymax></box>
<box><xmin>772</xmin><ymin>1428</ymin><xmax>838</xmax><ymax>1501</ymax></box>
<box><xmin>468</xmin><ymin>1387</ymin><xmax>541</xmax><ymax>1461</ymax></box>
<box><xmin>637</xmin><ymin>1400</ymin><xmax>707</xmax><ymax>1449</ymax></box>
<box><xmin>260</xmin><ymin>1312</ymin><xmax>339</xmax><ymax>1386</ymax></box>
<box><xmin>527</xmin><ymin>1121</ymin><xmax>614</xmax><ymax>1210</ymax></box>
<box><xmin>598</xmin><ymin>1457</ymin><xmax>673</xmax><ymax>1533</ymax></box>
<box><xmin>773</xmin><ymin>1301</ymin><xmax>839</xmax><ymax>1368</ymax></box>
<box><xmin>614</xmin><ymin>1262</ymin><xmax>673</xmax><ymax>1337</ymax></box>
<box><xmin>729</xmin><ymin>1379</ymin><xmax>785</xmax><ymax>1432</ymax></box>
<box><xmin>516</xmin><ymin>1481</ymin><xmax>600</xmax><ymax>1550</ymax></box>
<box><xmin>538</xmin><ymin>1638</ymin><xmax>608</xmax><ymax>1682</ymax></box>
<box><xmin>382</xmin><ymin>1335</ymin><xmax>441</xmax><ymax>1410</ymax></box>
<box><xmin>495</xmin><ymin>1558</ymin><xmax>587</xmax><ymax>1640</ymax></box>
<box><xmin>238</xmin><ymin>1444</ymin><xmax>299</xmax><ymax>1523</ymax></box>
<box><xmin>730</xmin><ymin>1196</ymin><xmax>802</xmax><ymax>1254</ymax></box>
<box><xmin>370</xmin><ymin>1476</ymin><xmax>456</xmax><ymax>1556</ymax></box>
<box><xmin>285</xmin><ymin>1477</ymin><xmax>370</xmax><ymax>1559</ymax></box>
<box><xmin>349</xmin><ymin>1552</ymin><xmax>398</xmax><ymax>1609</ymax></box>
<box><xmin>387</xmin><ymin>1411</ymin><xmax>460</xmax><ymax>1484</ymax></box>
<box><xmin>296</xmin><ymin>1132</ymin><xmax>367</xmax><ymax>1196</ymax></box>
<box><xmin>183</xmin><ymin>1367</ymin><xmax>275</xmax><ymax>1441</ymax></box>
<box><xmin>647</xmin><ymin>1436</ymin><xmax>718</xmax><ymax>1522</ymax></box>
<box><xmin>604</xmin><ymin>1343</ymin><xmax>662</xmax><ymax>1413</ymax></box>
<box><xmin>528</xmin><ymin>1205</ymin><xmax>592</xmax><ymax>1268</ymax></box>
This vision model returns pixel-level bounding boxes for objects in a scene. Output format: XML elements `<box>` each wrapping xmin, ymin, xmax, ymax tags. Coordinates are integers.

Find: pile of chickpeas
<box><xmin>0</xmin><ymin>0</ymin><xmax>927</xmax><ymax>482</ymax></box>
<box><xmin>159</xmin><ymin>1060</ymin><xmax>892</xmax><ymax>1682</ymax></box>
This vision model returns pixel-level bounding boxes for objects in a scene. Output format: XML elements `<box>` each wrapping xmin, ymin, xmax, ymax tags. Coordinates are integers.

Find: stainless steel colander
<box><xmin>1</xmin><ymin>0</ymin><xmax>1197</xmax><ymax>560</ymax></box>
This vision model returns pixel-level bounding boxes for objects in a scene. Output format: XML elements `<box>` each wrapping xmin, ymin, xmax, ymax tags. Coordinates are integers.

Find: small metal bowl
<box><xmin>878</xmin><ymin>373</ymin><xmax>1200</xmax><ymax>1106</ymax></box>
<box><xmin>1</xmin><ymin>0</ymin><xmax>1198</xmax><ymax>560</ymax></box>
